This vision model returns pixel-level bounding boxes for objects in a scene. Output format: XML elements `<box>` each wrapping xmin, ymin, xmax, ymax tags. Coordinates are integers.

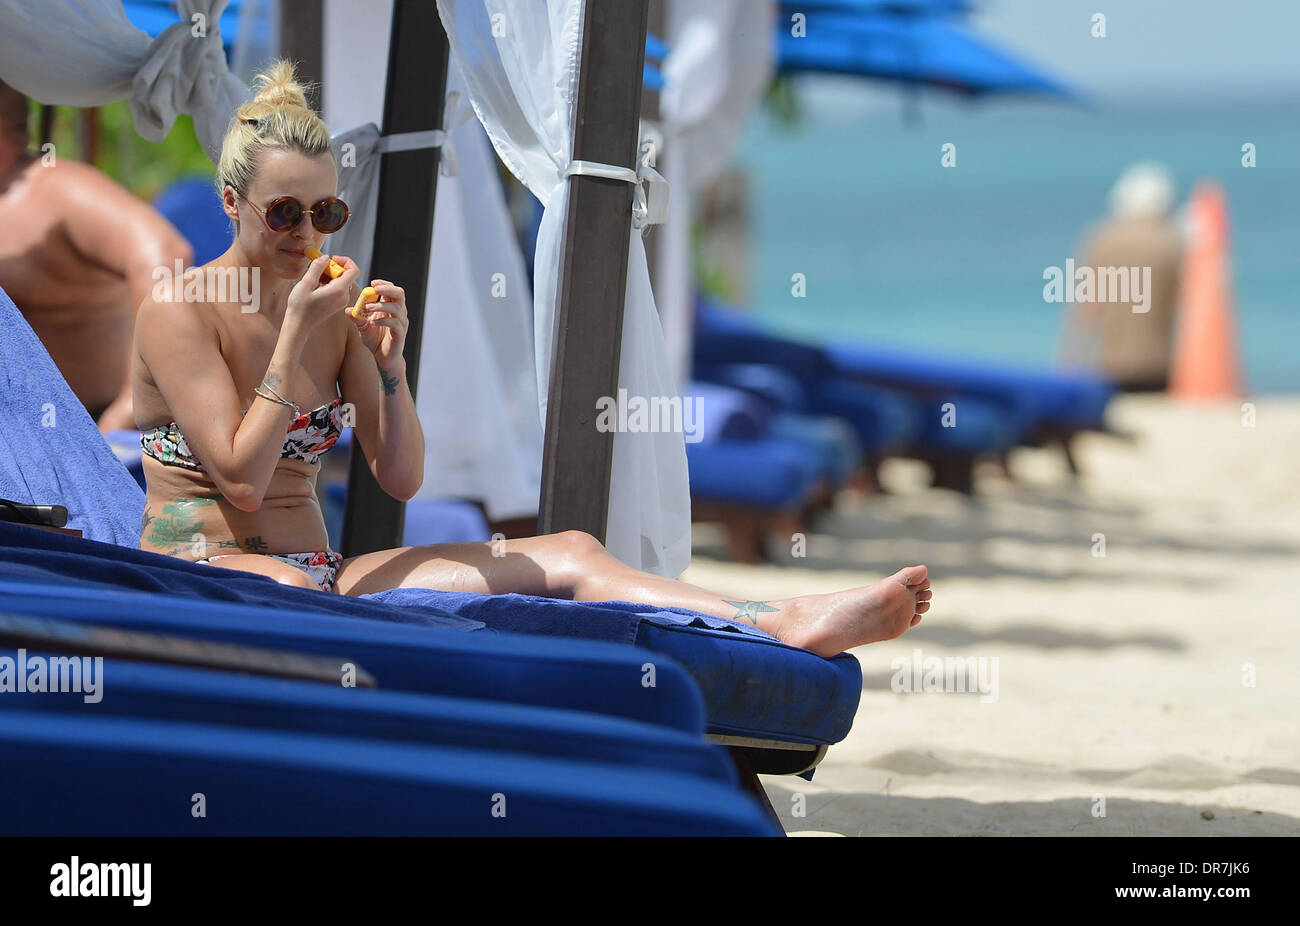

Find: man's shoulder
<box><xmin>28</xmin><ymin>157</ymin><xmax>138</xmax><ymax>212</ymax></box>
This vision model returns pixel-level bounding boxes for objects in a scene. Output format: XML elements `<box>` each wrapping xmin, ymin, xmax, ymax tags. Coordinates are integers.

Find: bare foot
<box><xmin>770</xmin><ymin>566</ymin><xmax>931</xmax><ymax>658</ymax></box>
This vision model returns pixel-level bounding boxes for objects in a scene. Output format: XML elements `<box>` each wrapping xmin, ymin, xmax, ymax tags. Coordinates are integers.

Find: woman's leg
<box><xmin>333</xmin><ymin>530</ymin><xmax>932</xmax><ymax>657</ymax></box>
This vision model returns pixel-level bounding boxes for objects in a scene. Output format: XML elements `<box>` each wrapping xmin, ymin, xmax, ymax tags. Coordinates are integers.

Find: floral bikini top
<box><xmin>140</xmin><ymin>396</ymin><xmax>346</xmax><ymax>471</ymax></box>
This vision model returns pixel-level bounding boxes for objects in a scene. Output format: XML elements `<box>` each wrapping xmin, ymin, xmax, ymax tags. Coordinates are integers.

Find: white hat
<box><xmin>1108</xmin><ymin>162</ymin><xmax>1176</xmax><ymax>218</ymax></box>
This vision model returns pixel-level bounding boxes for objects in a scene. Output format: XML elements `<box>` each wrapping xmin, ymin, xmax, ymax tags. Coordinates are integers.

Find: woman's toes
<box><xmin>910</xmin><ymin>614</ymin><xmax>923</xmax><ymax>626</ymax></box>
<box><xmin>896</xmin><ymin>565</ymin><xmax>928</xmax><ymax>587</ymax></box>
<box><xmin>915</xmin><ymin>601</ymin><xmax>932</xmax><ymax>614</ymax></box>
<box><xmin>917</xmin><ymin>589</ymin><xmax>933</xmax><ymax>602</ymax></box>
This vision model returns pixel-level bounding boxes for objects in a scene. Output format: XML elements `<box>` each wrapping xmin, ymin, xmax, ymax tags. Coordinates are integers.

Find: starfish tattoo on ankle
<box><xmin>723</xmin><ymin>599</ymin><xmax>779</xmax><ymax>624</ymax></box>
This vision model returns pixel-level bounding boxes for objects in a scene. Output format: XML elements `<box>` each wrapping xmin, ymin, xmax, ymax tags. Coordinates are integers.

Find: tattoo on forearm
<box><xmin>264</xmin><ymin>369</ymin><xmax>283</xmax><ymax>388</ymax></box>
<box><xmin>723</xmin><ymin>599</ymin><xmax>779</xmax><ymax>624</ymax></box>
<box><xmin>243</xmin><ymin>535</ymin><xmax>268</xmax><ymax>551</ymax></box>
<box><xmin>376</xmin><ymin>360</ymin><xmax>400</xmax><ymax>396</ymax></box>
<box><xmin>140</xmin><ymin>505</ymin><xmax>154</xmax><ymax>533</ymax></box>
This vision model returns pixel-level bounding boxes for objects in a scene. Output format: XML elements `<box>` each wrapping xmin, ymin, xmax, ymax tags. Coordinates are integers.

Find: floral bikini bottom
<box><xmin>196</xmin><ymin>551</ymin><xmax>344</xmax><ymax>593</ymax></box>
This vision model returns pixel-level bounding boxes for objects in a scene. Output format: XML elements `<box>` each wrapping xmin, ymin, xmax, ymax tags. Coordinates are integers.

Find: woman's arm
<box><xmin>337</xmin><ymin>277</ymin><xmax>424</xmax><ymax>501</ymax></box>
<box><xmin>137</xmin><ymin>255</ymin><xmax>355</xmax><ymax>509</ymax></box>
<box><xmin>136</xmin><ymin>286</ymin><xmax>309</xmax><ymax>510</ymax></box>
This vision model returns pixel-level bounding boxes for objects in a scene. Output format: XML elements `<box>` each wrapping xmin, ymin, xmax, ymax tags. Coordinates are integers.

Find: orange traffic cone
<box><xmin>1168</xmin><ymin>181</ymin><xmax>1244</xmax><ymax>399</ymax></box>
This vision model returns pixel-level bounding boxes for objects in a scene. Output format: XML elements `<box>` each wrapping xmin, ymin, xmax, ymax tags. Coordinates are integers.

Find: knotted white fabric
<box><xmin>327</xmin><ymin>89</ymin><xmax>473</xmax><ymax>285</ymax></box>
<box><xmin>374</xmin><ymin>90</ymin><xmax>476</xmax><ymax>175</ymax></box>
<box><xmin>0</xmin><ymin>0</ymin><xmax>250</xmax><ymax>163</ymax></box>
<box><xmin>436</xmin><ymin>0</ymin><xmax>692</xmax><ymax>578</ymax></box>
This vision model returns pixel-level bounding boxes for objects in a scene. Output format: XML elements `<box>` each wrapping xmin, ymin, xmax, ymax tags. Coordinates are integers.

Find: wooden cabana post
<box><xmin>340</xmin><ymin>0</ymin><xmax>450</xmax><ymax>556</ymax></box>
<box><xmin>538</xmin><ymin>0</ymin><xmax>652</xmax><ymax>542</ymax></box>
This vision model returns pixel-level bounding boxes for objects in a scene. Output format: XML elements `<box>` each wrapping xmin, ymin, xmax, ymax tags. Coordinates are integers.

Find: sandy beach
<box><xmin>681</xmin><ymin>395</ymin><xmax>1300</xmax><ymax>836</ymax></box>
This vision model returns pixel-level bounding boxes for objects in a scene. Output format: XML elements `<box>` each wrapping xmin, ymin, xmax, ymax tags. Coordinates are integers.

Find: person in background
<box><xmin>0</xmin><ymin>79</ymin><xmax>193</xmax><ymax>432</ymax></box>
<box><xmin>1062</xmin><ymin>162</ymin><xmax>1184</xmax><ymax>391</ymax></box>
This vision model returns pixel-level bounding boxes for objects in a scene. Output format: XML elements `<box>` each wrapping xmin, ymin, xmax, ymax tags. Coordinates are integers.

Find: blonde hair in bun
<box><xmin>217</xmin><ymin>59</ymin><xmax>333</xmax><ymax>198</ymax></box>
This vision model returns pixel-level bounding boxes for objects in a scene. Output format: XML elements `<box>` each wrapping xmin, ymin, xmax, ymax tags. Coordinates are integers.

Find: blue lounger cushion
<box><xmin>0</xmin><ymin>565</ymin><xmax>862</xmax><ymax>747</ymax></box>
<box><xmin>0</xmin><ymin>568</ymin><xmax>706</xmax><ymax>734</ymax></box>
<box><xmin>694</xmin><ymin>361</ymin><xmax>810</xmax><ymax>414</ymax></box>
<box><xmin>827</xmin><ymin>342</ymin><xmax>1115</xmax><ymax>432</ymax></box>
<box><xmin>685</xmin><ymin>437</ymin><xmax>823</xmax><ymax>508</ymax></box>
<box><xmin>635</xmin><ymin>621</ymin><xmax>862</xmax><ymax>744</ymax></box>
<box><xmin>0</xmin><ymin>711</ymin><xmax>779</xmax><ymax>836</ymax></box>
<box><xmin>413</xmin><ymin>591</ymin><xmax>863</xmax><ymax>745</ymax></box>
<box><xmin>768</xmin><ymin>413</ymin><xmax>863</xmax><ymax>487</ymax></box>
<box><xmin>696</xmin><ymin>295</ymin><xmax>1110</xmax><ymax>438</ymax></box>
<box><xmin>1</xmin><ymin>652</ymin><xmax>735</xmax><ymax>783</ymax></box>
<box><xmin>682</xmin><ymin>380</ymin><xmax>771</xmax><ymax>442</ymax></box>
<box><xmin>806</xmin><ymin>378</ymin><xmax>924</xmax><ymax>453</ymax></box>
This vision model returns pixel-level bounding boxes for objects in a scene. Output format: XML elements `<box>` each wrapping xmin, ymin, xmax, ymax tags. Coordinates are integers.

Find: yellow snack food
<box><xmin>304</xmin><ymin>246</ymin><xmax>345</xmax><ymax>279</ymax></box>
<box><xmin>350</xmin><ymin>286</ymin><xmax>378</xmax><ymax>319</ymax></box>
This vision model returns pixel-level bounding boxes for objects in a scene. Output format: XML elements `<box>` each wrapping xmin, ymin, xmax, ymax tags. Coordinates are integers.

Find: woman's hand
<box><xmin>352</xmin><ymin>279</ymin><xmax>409</xmax><ymax>370</ymax></box>
<box><xmin>287</xmin><ymin>254</ymin><xmax>359</xmax><ymax>331</ymax></box>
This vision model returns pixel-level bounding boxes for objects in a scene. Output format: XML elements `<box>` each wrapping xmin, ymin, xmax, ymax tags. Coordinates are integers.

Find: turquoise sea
<box><xmin>735</xmin><ymin>92</ymin><xmax>1299</xmax><ymax>393</ymax></box>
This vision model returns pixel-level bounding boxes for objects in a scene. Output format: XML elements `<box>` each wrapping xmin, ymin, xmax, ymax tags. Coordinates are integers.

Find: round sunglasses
<box><xmin>242</xmin><ymin>195</ymin><xmax>350</xmax><ymax>234</ymax></box>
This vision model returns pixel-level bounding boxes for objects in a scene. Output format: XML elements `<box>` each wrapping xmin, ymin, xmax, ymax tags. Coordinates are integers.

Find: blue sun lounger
<box><xmin>0</xmin><ymin>574</ymin><xmax>778</xmax><ymax>834</ymax></box>
<box><xmin>694</xmin><ymin>296</ymin><xmax>1102</xmax><ymax>490</ymax></box>
<box><xmin>0</xmin><ymin>522</ymin><xmax>860</xmax><ymax>763</ymax></box>
<box><xmin>679</xmin><ymin>380</ymin><xmax>842</xmax><ymax>562</ymax></box>
<box><xmin>0</xmin><ymin>709</ymin><xmax>777</xmax><ymax>836</ymax></box>
<box><xmin>0</xmin><ymin>283</ymin><xmax>862</xmax><ymax>827</ymax></box>
<box><xmin>0</xmin><ymin>646</ymin><xmax>735</xmax><ymax>781</ymax></box>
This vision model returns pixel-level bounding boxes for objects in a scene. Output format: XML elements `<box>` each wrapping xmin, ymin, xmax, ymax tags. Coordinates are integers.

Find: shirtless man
<box><xmin>0</xmin><ymin>80</ymin><xmax>193</xmax><ymax>432</ymax></box>
<box><xmin>1062</xmin><ymin>162</ymin><xmax>1184</xmax><ymax>390</ymax></box>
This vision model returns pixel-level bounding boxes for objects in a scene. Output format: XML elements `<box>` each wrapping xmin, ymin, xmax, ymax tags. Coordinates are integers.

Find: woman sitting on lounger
<box><xmin>133</xmin><ymin>61</ymin><xmax>932</xmax><ymax>658</ymax></box>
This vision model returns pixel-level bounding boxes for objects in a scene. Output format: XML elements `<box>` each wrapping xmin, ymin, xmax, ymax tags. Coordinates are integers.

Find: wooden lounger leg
<box><xmin>927</xmin><ymin>452</ymin><xmax>976</xmax><ymax>494</ymax></box>
<box><xmin>720</xmin><ymin>509</ymin><xmax>767</xmax><ymax>564</ymax></box>
<box><xmin>728</xmin><ymin>749</ymin><xmax>786</xmax><ymax>836</ymax></box>
<box><xmin>1061</xmin><ymin>435</ymin><xmax>1082</xmax><ymax>478</ymax></box>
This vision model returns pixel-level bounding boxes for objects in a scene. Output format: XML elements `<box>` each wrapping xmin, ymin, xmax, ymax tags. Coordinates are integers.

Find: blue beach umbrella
<box><xmin>790</xmin><ymin>0</ymin><xmax>974</xmax><ymax>13</ymax></box>
<box><xmin>777</xmin><ymin>6</ymin><xmax>1077</xmax><ymax>100</ymax></box>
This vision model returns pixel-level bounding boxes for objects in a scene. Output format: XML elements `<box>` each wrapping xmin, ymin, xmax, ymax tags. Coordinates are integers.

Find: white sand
<box><xmin>680</xmin><ymin>395</ymin><xmax>1300</xmax><ymax>835</ymax></box>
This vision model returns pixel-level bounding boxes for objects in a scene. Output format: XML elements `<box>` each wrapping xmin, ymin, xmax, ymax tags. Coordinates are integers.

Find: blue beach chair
<box><xmin>694</xmin><ymin>296</ymin><xmax>1101</xmax><ymax>491</ymax></box>
<box><xmin>151</xmin><ymin>177</ymin><xmax>234</xmax><ymax>267</ymax></box>
<box><xmin>682</xmin><ymin>380</ymin><xmax>832</xmax><ymax>563</ymax></box>
<box><xmin>0</xmin><ymin>709</ymin><xmax>777</xmax><ymax>836</ymax></box>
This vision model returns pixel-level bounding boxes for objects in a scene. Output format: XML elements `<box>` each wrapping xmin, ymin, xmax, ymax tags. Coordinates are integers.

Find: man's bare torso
<box><xmin>0</xmin><ymin>158</ymin><xmax>134</xmax><ymax>415</ymax></box>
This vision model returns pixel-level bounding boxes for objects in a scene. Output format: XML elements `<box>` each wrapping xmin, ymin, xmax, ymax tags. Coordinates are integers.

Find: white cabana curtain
<box><xmin>0</xmin><ymin>0</ymin><xmax>250</xmax><ymax>162</ymax></box>
<box><xmin>413</xmin><ymin>69</ymin><xmax>543</xmax><ymax>520</ymax></box>
<box><xmin>436</xmin><ymin>0</ymin><xmax>692</xmax><ymax>577</ymax></box>
<box><xmin>656</xmin><ymin>0</ymin><xmax>776</xmax><ymax>389</ymax></box>
<box><xmin>322</xmin><ymin>4</ymin><xmax>544</xmax><ymax>524</ymax></box>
